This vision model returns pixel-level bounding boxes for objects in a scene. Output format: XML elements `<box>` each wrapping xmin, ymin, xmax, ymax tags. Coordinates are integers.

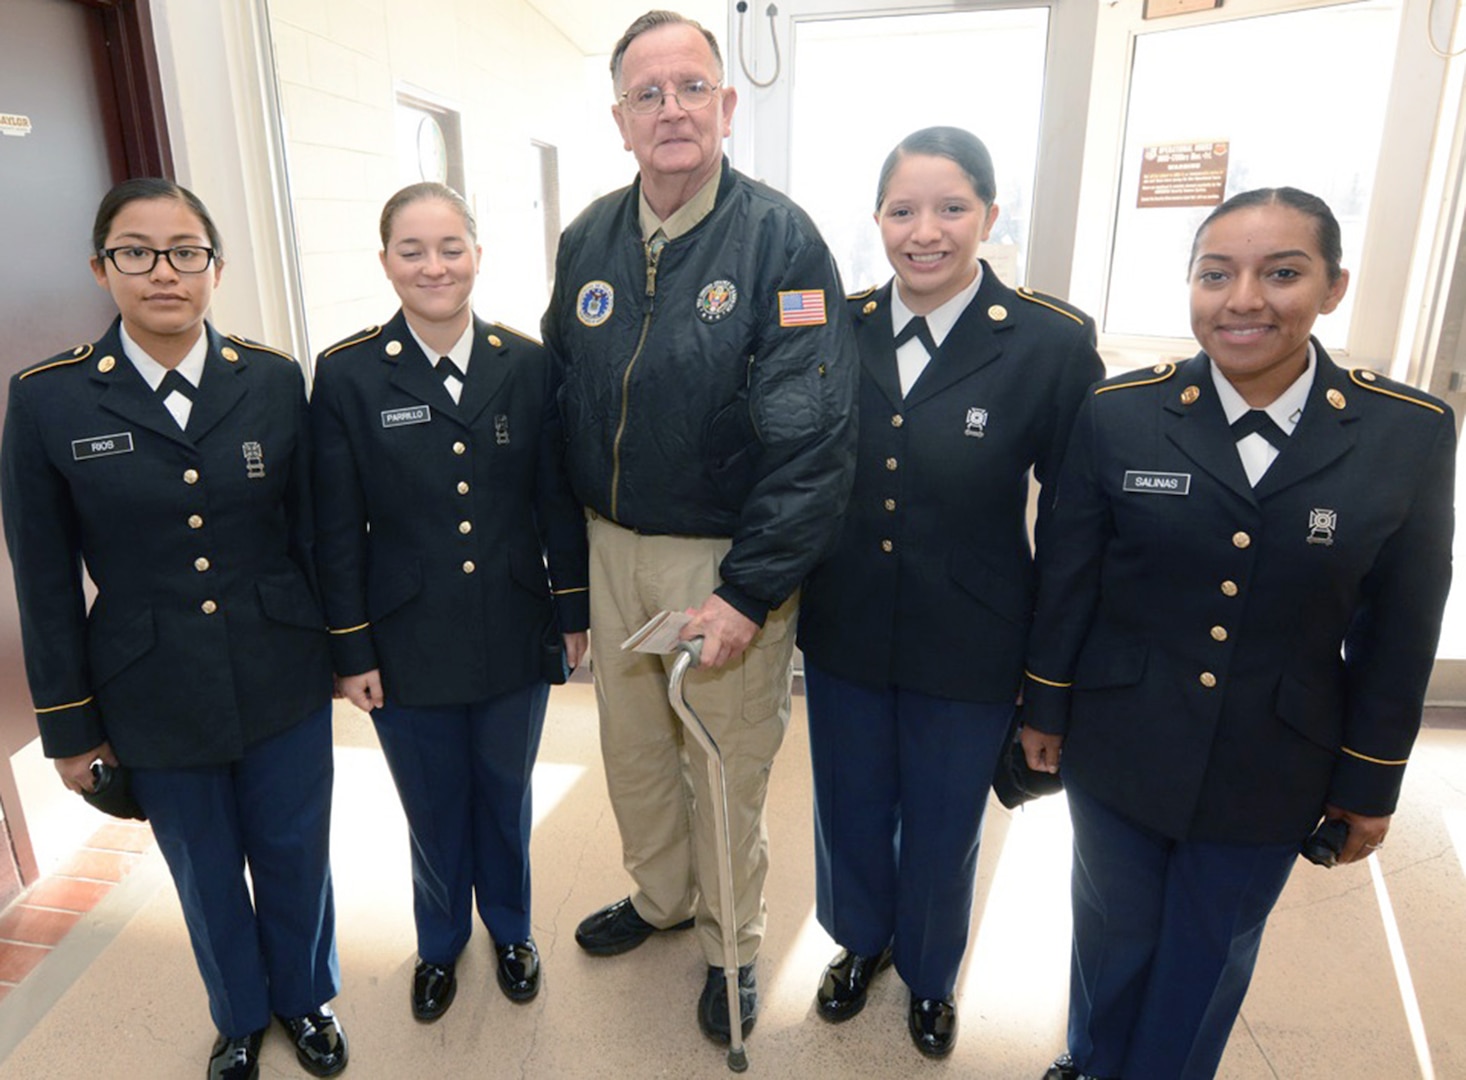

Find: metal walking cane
<box><xmin>668</xmin><ymin>637</ymin><xmax>750</xmax><ymax>1073</ymax></box>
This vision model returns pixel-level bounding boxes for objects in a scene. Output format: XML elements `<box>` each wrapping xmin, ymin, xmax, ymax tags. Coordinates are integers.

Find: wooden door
<box><xmin>0</xmin><ymin>0</ymin><xmax>169</xmax><ymax>900</ymax></box>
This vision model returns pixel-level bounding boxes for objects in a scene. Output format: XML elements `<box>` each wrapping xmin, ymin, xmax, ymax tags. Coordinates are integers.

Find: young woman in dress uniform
<box><xmin>796</xmin><ymin>127</ymin><xmax>1105</xmax><ymax>1058</ymax></box>
<box><xmin>311</xmin><ymin>183</ymin><xmax>587</xmax><ymax>1023</ymax></box>
<box><xmin>1022</xmin><ymin>188</ymin><xmax>1455</xmax><ymax>1080</ymax></box>
<box><xmin>0</xmin><ymin>179</ymin><xmax>346</xmax><ymax>1080</ymax></box>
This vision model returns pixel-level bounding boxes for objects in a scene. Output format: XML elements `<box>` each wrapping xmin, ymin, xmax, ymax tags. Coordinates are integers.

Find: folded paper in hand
<box><xmin>621</xmin><ymin>610</ymin><xmax>693</xmax><ymax>654</ymax></box>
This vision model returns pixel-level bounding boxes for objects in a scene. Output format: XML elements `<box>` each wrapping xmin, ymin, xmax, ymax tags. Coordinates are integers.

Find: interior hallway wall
<box><xmin>266</xmin><ymin>0</ymin><xmax>627</xmax><ymax>356</ymax></box>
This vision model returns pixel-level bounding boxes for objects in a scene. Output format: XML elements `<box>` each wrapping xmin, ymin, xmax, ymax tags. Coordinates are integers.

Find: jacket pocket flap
<box><xmin>1275</xmin><ymin>673</ymin><xmax>1342</xmax><ymax>750</ymax></box>
<box><xmin>1073</xmin><ymin>640</ymin><xmax>1147</xmax><ymax>689</ymax></box>
<box><xmin>948</xmin><ymin>553</ymin><xmax>1031</xmax><ymax>625</ymax></box>
<box><xmin>510</xmin><ymin>550</ymin><xmax>550</xmax><ymax>595</ymax></box>
<box><xmin>256</xmin><ymin>574</ymin><xmax>326</xmax><ymax>630</ymax></box>
<box><xmin>367</xmin><ymin>560</ymin><xmax>423</xmax><ymax>621</ymax></box>
<box><xmin>88</xmin><ymin>607</ymin><xmax>156</xmax><ymax>686</ymax></box>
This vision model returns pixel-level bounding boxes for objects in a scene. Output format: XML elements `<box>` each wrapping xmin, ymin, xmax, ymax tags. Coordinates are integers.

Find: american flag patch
<box><xmin>779</xmin><ymin>289</ymin><xmax>827</xmax><ymax>327</ymax></box>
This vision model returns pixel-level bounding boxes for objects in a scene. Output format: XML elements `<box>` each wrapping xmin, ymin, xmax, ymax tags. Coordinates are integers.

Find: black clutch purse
<box><xmin>991</xmin><ymin>710</ymin><xmax>1064</xmax><ymax>810</ymax></box>
<box><xmin>82</xmin><ymin>761</ymin><xmax>148</xmax><ymax>821</ymax></box>
<box><xmin>542</xmin><ymin>622</ymin><xmax>570</xmax><ymax>685</ymax></box>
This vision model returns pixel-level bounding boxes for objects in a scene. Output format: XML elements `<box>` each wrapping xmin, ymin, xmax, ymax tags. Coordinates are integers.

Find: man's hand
<box><xmin>681</xmin><ymin>594</ymin><xmax>758</xmax><ymax>669</ymax></box>
<box><xmin>1021</xmin><ymin>727</ymin><xmax>1064</xmax><ymax>774</ymax></box>
<box><xmin>340</xmin><ymin>670</ymin><xmax>385</xmax><ymax>712</ymax></box>
<box><xmin>54</xmin><ymin>741</ymin><xmax>117</xmax><ymax>794</ymax></box>
<box><xmin>1323</xmin><ymin>804</ymin><xmax>1391</xmax><ymax>864</ymax></box>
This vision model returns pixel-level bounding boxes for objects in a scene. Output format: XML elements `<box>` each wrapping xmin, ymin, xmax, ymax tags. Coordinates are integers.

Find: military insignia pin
<box><xmin>697</xmin><ymin>279</ymin><xmax>738</xmax><ymax>323</ymax></box>
<box><xmin>577</xmin><ymin>281</ymin><xmax>614</xmax><ymax>327</ymax></box>
<box><xmin>494</xmin><ymin>414</ymin><xmax>510</xmax><ymax>446</ymax></box>
<box><xmin>1306</xmin><ymin>507</ymin><xmax>1337</xmax><ymax>546</ymax></box>
<box><xmin>242</xmin><ymin>441</ymin><xmax>265</xmax><ymax>479</ymax></box>
<box><xmin>964</xmin><ymin>407</ymin><xmax>989</xmax><ymax>438</ymax></box>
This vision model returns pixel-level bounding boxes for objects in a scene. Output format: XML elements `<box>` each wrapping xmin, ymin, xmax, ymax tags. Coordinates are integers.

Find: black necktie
<box><xmin>435</xmin><ymin>356</ymin><xmax>458</xmax><ymax>378</ymax></box>
<box><xmin>893</xmin><ymin>315</ymin><xmax>939</xmax><ymax>357</ymax></box>
<box><xmin>1231</xmin><ymin>409</ymin><xmax>1290</xmax><ymax>452</ymax></box>
<box><xmin>157</xmin><ymin>370</ymin><xmax>195</xmax><ymax>401</ymax></box>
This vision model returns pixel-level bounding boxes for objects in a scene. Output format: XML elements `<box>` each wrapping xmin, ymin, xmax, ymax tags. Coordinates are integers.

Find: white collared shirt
<box><xmin>408</xmin><ymin>321</ymin><xmax>475</xmax><ymax>404</ymax></box>
<box><xmin>121</xmin><ymin>325</ymin><xmax>207</xmax><ymax>430</ymax></box>
<box><xmin>890</xmin><ymin>265</ymin><xmax>984</xmax><ymax>397</ymax></box>
<box><xmin>1209</xmin><ymin>342</ymin><xmax>1316</xmax><ymax>486</ymax></box>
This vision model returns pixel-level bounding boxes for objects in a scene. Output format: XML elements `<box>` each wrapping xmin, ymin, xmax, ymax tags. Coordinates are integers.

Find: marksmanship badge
<box><xmin>242</xmin><ymin>441</ymin><xmax>265</xmax><ymax>479</ymax></box>
<box><xmin>1306</xmin><ymin>508</ymin><xmax>1337</xmax><ymax>546</ymax></box>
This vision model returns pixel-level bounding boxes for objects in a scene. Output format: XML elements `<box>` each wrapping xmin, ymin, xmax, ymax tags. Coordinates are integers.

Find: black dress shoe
<box><xmin>1042</xmin><ymin>1052</ymin><xmax>1112</xmax><ymax>1080</ymax></box>
<box><xmin>1043</xmin><ymin>1053</ymin><xmax>1079</xmax><ymax>1080</ymax></box>
<box><xmin>412</xmin><ymin>959</ymin><xmax>457</xmax><ymax>1022</ymax></box>
<box><xmin>495</xmin><ymin>938</ymin><xmax>541</xmax><ymax>1002</ymax></box>
<box><xmin>697</xmin><ymin>961</ymin><xmax>757</xmax><ymax>1044</ymax></box>
<box><xmin>276</xmin><ymin>1005</ymin><xmax>348</xmax><ymax>1077</ymax></box>
<box><xmin>908</xmin><ymin>996</ymin><xmax>958</xmax><ymax>1058</ymax></box>
<box><xmin>574</xmin><ymin>896</ymin><xmax>695</xmax><ymax>956</ymax></box>
<box><xmin>815</xmin><ymin>945</ymin><xmax>893</xmax><ymax>1022</ymax></box>
<box><xmin>208</xmin><ymin>1028</ymin><xmax>264</xmax><ymax>1080</ymax></box>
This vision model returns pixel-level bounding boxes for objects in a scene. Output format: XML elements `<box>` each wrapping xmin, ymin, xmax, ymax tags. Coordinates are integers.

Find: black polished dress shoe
<box><xmin>908</xmin><ymin>996</ymin><xmax>958</xmax><ymax>1058</ymax></box>
<box><xmin>815</xmin><ymin>945</ymin><xmax>893</xmax><ymax>1022</ymax></box>
<box><xmin>1043</xmin><ymin>1053</ymin><xmax>1079</xmax><ymax>1080</ymax></box>
<box><xmin>574</xmin><ymin>896</ymin><xmax>695</xmax><ymax>956</ymax></box>
<box><xmin>1042</xmin><ymin>1052</ymin><xmax>1112</xmax><ymax>1080</ymax></box>
<box><xmin>495</xmin><ymin>938</ymin><xmax>541</xmax><ymax>1002</ymax></box>
<box><xmin>412</xmin><ymin>959</ymin><xmax>457</xmax><ymax>1022</ymax></box>
<box><xmin>208</xmin><ymin>1028</ymin><xmax>264</xmax><ymax>1080</ymax></box>
<box><xmin>276</xmin><ymin>1004</ymin><xmax>349</xmax><ymax>1077</ymax></box>
<box><xmin>697</xmin><ymin>961</ymin><xmax>757</xmax><ymax>1044</ymax></box>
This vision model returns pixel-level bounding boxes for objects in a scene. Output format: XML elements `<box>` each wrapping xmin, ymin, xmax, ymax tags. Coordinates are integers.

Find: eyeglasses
<box><xmin>99</xmin><ymin>245</ymin><xmax>217</xmax><ymax>275</ymax></box>
<box><xmin>619</xmin><ymin>80</ymin><xmax>720</xmax><ymax>115</ymax></box>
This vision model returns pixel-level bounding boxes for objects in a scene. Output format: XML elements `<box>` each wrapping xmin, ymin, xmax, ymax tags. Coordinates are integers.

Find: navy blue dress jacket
<box><xmin>1023</xmin><ymin>346</ymin><xmax>1455</xmax><ymax>843</ymax></box>
<box><xmin>798</xmin><ymin>270</ymin><xmax>1104</xmax><ymax>701</ymax></box>
<box><xmin>311</xmin><ymin>311</ymin><xmax>588</xmax><ymax>707</ymax></box>
<box><xmin>1</xmin><ymin>319</ymin><xmax>333</xmax><ymax>768</ymax></box>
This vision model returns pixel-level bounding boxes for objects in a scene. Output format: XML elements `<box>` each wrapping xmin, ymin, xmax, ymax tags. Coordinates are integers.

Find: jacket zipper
<box><xmin>609</xmin><ymin>239</ymin><xmax>661</xmax><ymax>520</ymax></box>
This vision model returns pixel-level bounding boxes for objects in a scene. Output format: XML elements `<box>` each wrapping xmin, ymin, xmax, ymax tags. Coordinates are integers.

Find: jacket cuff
<box><xmin>328</xmin><ymin>623</ymin><xmax>379</xmax><ymax>677</ymax></box>
<box><xmin>715</xmin><ymin>583</ymin><xmax>770</xmax><ymax>628</ymax></box>
<box><xmin>553</xmin><ymin>587</ymin><xmax>590</xmax><ymax>634</ymax></box>
<box><xmin>1326</xmin><ymin>749</ymin><xmax>1409</xmax><ymax>818</ymax></box>
<box><xmin>38</xmin><ymin>697</ymin><xmax>107</xmax><ymax>760</ymax></box>
<box><xmin>1021</xmin><ymin>670</ymin><xmax>1072</xmax><ymax>736</ymax></box>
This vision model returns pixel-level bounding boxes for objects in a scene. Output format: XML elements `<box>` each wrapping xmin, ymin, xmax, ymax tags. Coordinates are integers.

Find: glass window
<box><xmin>787</xmin><ymin>9</ymin><xmax>1050</xmax><ymax>291</ymax></box>
<box><xmin>1103</xmin><ymin>0</ymin><xmax>1402</xmax><ymax>345</ymax></box>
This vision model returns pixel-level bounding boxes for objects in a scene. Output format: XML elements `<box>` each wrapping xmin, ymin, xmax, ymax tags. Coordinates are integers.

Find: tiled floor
<box><xmin>0</xmin><ymin>820</ymin><xmax>152</xmax><ymax>1004</ymax></box>
<box><xmin>0</xmin><ymin>691</ymin><xmax>1461</xmax><ymax>1079</ymax></box>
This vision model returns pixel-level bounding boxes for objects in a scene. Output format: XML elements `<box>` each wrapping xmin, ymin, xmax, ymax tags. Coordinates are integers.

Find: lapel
<box><xmin>455</xmin><ymin>316</ymin><xmax>514</xmax><ymax>426</ymax></box>
<box><xmin>903</xmin><ymin>264</ymin><xmax>1012</xmax><ymax>409</ymax></box>
<box><xmin>1252</xmin><ymin>343</ymin><xmax>1358</xmax><ymax>500</ymax></box>
<box><xmin>1161</xmin><ymin>353</ymin><xmax>1257</xmax><ymax>507</ymax></box>
<box><xmin>382</xmin><ymin>310</ymin><xmax>458</xmax><ymax>415</ymax></box>
<box><xmin>89</xmin><ymin>319</ymin><xmax>193</xmax><ymax>450</ymax></box>
<box><xmin>183</xmin><ymin>326</ymin><xmax>250</xmax><ymax>442</ymax></box>
<box><xmin>852</xmin><ymin>282</ymin><xmax>903</xmax><ymax>411</ymax></box>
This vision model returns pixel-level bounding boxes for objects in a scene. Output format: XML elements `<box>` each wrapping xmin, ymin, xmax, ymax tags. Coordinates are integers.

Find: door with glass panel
<box><xmin>730</xmin><ymin>1</ymin><xmax>1097</xmax><ymax>297</ymax></box>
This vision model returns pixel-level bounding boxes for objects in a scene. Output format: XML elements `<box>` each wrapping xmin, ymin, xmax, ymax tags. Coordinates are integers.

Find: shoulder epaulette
<box><xmin>846</xmin><ymin>285</ymin><xmax>878</xmax><ymax>302</ymax></box>
<box><xmin>490</xmin><ymin>322</ymin><xmax>541</xmax><ymax>346</ymax></box>
<box><xmin>1093</xmin><ymin>363</ymin><xmax>1177</xmax><ymax>396</ymax></box>
<box><xmin>1347</xmin><ymin>368</ymin><xmax>1445</xmax><ymax>414</ymax></box>
<box><xmin>226</xmin><ymin>333</ymin><xmax>296</xmax><ymax>364</ymax></box>
<box><xmin>321</xmin><ymin>326</ymin><xmax>382</xmax><ymax>359</ymax></box>
<box><xmin>19</xmin><ymin>343</ymin><xmax>93</xmax><ymax>380</ymax></box>
<box><xmin>1016</xmin><ymin>286</ymin><xmax>1085</xmax><ymax>326</ymax></box>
